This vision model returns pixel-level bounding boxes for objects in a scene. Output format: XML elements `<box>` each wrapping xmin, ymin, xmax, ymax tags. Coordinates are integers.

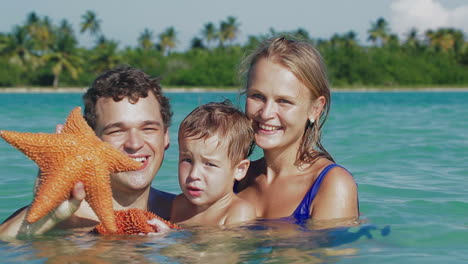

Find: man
<box><xmin>0</xmin><ymin>67</ymin><xmax>175</xmax><ymax>238</ymax></box>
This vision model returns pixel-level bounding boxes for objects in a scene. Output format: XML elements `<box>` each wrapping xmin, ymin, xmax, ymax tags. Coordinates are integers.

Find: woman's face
<box><xmin>245</xmin><ymin>58</ymin><xmax>318</xmax><ymax>152</ymax></box>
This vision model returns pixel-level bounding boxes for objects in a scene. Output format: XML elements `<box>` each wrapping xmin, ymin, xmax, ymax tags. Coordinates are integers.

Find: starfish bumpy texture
<box><xmin>93</xmin><ymin>208</ymin><xmax>180</xmax><ymax>235</ymax></box>
<box><xmin>0</xmin><ymin>107</ymin><xmax>142</xmax><ymax>234</ymax></box>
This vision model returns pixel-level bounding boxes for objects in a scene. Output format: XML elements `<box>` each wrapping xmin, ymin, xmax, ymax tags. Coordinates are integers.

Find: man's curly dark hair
<box><xmin>83</xmin><ymin>67</ymin><xmax>172</xmax><ymax>130</ymax></box>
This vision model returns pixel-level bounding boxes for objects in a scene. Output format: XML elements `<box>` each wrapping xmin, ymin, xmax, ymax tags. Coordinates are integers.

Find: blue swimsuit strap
<box><xmin>292</xmin><ymin>163</ymin><xmax>343</xmax><ymax>220</ymax></box>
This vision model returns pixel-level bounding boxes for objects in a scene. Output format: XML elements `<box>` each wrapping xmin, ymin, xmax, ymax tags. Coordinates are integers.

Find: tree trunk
<box><xmin>53</xmin><ymin>74</ymin><xmax>59</xmax><ymax>88</ymax></box>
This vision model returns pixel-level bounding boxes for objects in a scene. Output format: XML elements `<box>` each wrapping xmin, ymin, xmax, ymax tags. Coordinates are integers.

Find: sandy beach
<box><xmin>0</xmin><ymin>87</ymin><xmax>239</xmax><ymax>93</ymax></box>
<box><xmin>1</xmin><ymin>86</ymin><xmax>468</xmax><ymax>93</ymax></box>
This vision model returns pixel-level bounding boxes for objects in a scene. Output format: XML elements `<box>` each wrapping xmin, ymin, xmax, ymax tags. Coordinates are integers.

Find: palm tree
<box><xmin>424</xmin><ymin>29</ymin><xmax>436</xmax><ymax>48</ymax></box>
<box><xmin>330</xmin><ymin>31</ymin><xmax>358</xmax><ymax>49</ymax></box>
<box><xmin>404</xmin><ymin>28</ymin><xmax>420</xmax><ymax>49</ymax></box>
<box><xmin>330</xmin><ymin>33</ymin><xmax>343</xmax><ymax>47</ymax></box>
<box><xmin>450</xmin><ymin>29</ymin><xmax>465</xmax><ymax>54</ymax></box>
<box><xmin>294</xmin><ymin>28</ymin><xmax>310</xmax><ymax>40</ymax></box>
<box><xmin>343</xmin><ymin>31</ymin><xmax>358</xmax><ymax>48</ymax></box>
<box><xmin>244</xmin><ymin>35</ymin><xmax>263</xmax><ymax>50</ymax></box>
<box><xmin>26</xmin><ymin>14</ymin><xmax>54</xmax><ymax>53</ymax></box>
<box><xmin>425</xmin><ymin>28</ymin><xmax>460</xmax><ymax>53</ymax></box>
<box><xmin>386</xmin><ymin>34</ymin><xmax>400</xmax><ymax>48</ymax></box>
<box><xmin>190</xmin><ymin>37</ymin><xmax>205</xmax><ymax>50</ymax></box>
<box><xmin>201</xmin><ymin>22</ymin><xmax>217</xmax><ymax>49</ymax></box>
<box><xmin>219</xmin><ymin>16</ymin><xmax>239</xmax><ymax>46</ymax></box>
<box><xmin>58</xmin><ymin>19</ymin><xmax>74</xmax><ymax>36</ymax></box>
<box><xmin>80</xmin><ymin>10</ymin><xmax>101</xmax><ymax>37</ymax></box>
<box><xmin>91</xmin><ymin>36</ymin><xmax>121</xmax><ymax>73</ymax></box>
<box><xmin>138</xmin><ymin>28</ymin><xmax>154</xmax><ymax>50</ymax></box>
<box><xmin>43</xmin><ymin>19</ymin><xmax>83</xmax><ymax>87</ymax></box>
<box><xmin>158</xmin><ymin>27</ymin><xmax>177</xmax><ymax>55</ymax></box>
<box><xmin>0</xmin><ymin>25</ymin><xmax>38</xmax><ymax>69</ymax></box>
<box><xmin>0</xmin><ymin>32</ymin><xmax>7</xmax><ymax>50</ymax></box>
<box><xmin>367</xmin><ymin>17</ymin><xmax>390</xmax><ymax>46</ymax></box>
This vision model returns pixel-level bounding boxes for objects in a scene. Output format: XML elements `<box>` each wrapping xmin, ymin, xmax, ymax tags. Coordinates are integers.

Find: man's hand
<box><xmin>19</xmin><ymin>181</ymin><xmax>86</xmax><ymax>236</ymax></box>
<box><xmin>0</xmin><ymin>124</ymin><xmax>86</xmax><ymax>240</ymax></box>
<box><xmin>49</xmin><ymin>182</ymin><xmax>86</xmax><ymax>223</ymax></box>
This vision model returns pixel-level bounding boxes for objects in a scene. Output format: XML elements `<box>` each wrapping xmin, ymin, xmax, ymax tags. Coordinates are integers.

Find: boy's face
<box><xmin>178</xmin><ymin>134</ymin><xmax>239</xmax><ymax>206</ymax></box>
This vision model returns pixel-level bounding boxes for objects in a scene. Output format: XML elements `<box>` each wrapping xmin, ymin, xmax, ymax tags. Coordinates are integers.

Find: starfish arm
<box><xmin>84</xmin><ymin>163</ymin><xmax>117</xmax><ymax>234</ymax></box>
<box><xmin>1</xmin><ymin>108</ymin><xmax>147</xmax><ymax>234</ymax></box>
<box><xmin>0</xmin><ymin>131</ymin><xmax>79</xmax><ymax>169</ymax></box>
<box><xmin>61</xmin><ymin>107</ymin><xmax>96</xmax><ymax>139</ymax></box>
<box><xmin>26</xmin><ymin>160</ymin><xmax>79</xmax><ymax>223</ymax></box>
<box><xmin>100</xmin><ymin>143</ymin><xmax>142</xmax><ymax>173</ymax></box>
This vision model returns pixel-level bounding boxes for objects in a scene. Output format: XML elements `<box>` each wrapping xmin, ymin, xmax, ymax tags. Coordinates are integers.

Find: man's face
<box><xmin>93</xmin><ymin>93</ymin><xmax>169</xmax><ymax>194</ymax></box>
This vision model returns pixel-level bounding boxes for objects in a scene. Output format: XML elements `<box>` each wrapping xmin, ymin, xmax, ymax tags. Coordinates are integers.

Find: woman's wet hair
<box><xmin>240</xmin><ymin>36</ymin><xmax>334</xmax><ymax>164</ymax></box>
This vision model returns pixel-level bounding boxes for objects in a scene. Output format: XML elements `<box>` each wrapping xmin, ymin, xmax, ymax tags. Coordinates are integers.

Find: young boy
<box><xmin>170</xmin><ymin>100</ymin><xmax>256</xmax><ymax>226</ymax></box>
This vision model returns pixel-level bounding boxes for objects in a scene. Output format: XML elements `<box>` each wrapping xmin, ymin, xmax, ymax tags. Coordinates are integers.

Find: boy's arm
<box><xmin>0</xmin><ymin>182</ymin><xmax>85</xmax><ymax>240</ymax></box>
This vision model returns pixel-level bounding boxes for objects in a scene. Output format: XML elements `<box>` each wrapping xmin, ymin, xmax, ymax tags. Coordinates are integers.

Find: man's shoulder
<box><xmin>148</xmin><ymin>188</ymin><xmax>176</xmax><ymax>220</ymax></box>
<box><xmin>150</xmin><ymin>187</ymin><xmax>176</xmax><ymax>201</ymax></box>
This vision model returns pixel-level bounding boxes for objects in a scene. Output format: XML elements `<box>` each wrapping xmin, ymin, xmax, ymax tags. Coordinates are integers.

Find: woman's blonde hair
<box><xmin>240</xmin><ymin>36</ymin><xmax>334</xmax><ymax>164</ymax></box>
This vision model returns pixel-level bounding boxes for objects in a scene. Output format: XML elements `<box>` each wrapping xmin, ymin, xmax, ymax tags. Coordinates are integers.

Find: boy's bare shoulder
<box><xmin>225</xmin><ymin>196</ymin><xmax>256</xmax><ymax>225</ymax></box>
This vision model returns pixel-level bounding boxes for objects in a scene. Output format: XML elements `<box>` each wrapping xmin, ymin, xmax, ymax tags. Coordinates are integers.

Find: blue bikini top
<box><xmin>235</xmin><ymin>163</ymin><xmax>347</xmax><ymax>221</ymax></box>
<box><xmin>292</xmin><ymin>163</ymin><xmax>344</xmax><ymax>221</ymax></box>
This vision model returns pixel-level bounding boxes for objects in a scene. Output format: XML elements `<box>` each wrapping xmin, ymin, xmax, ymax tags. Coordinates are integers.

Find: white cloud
<box><xmin>390</xmin><ymin>0</ymin><xmax>468</xmax><ymax>37</ymax></box>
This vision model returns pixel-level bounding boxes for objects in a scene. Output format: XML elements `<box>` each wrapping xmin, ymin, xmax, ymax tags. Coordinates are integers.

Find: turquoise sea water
<box><xmin>0</xmin><ymin>91</ymin><xmax>467</xmax><ymax>263</ymax></box>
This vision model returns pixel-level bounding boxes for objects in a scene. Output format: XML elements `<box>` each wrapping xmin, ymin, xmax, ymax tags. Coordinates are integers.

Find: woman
<box><xmin>235</xmin><ymin>36</ymin><xmax>359</xmax><ymax>223</ymax></box>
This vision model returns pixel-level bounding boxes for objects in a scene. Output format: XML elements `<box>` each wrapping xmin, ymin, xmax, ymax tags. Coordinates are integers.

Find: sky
<box><xmin>1</xmin><ymin>0</ymin><xmax>467</xmax><ymax>51</ymax></box>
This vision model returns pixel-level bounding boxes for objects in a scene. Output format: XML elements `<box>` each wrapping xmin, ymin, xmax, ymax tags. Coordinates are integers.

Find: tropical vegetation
<box><xmin>0</xmin><ymin>11</ymin><xmax>467</xmax><ymax>89</ymax></box>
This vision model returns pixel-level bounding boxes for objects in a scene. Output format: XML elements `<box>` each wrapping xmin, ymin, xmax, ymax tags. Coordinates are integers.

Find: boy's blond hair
<box><xmin>179</xmin><ymin>100</ymin><xmax>254</xmax><ymax>165</ymax></box>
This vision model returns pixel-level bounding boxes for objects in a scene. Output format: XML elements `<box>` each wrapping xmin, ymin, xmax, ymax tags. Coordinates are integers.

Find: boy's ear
<box><xmin>234</xmin><ymin>159</ymin><xmax>250</xmax><ymax>181</ymax></box>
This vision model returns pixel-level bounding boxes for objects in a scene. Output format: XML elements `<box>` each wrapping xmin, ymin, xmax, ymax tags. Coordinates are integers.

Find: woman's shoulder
<box><xmin>311</xmin><ymin>162</ymin><xmax>359</xmax><ymax>219</ymax></box>
<box><xmin>318</xmin><ymin>163</ymin><xmax>356</xmax><ymax>189</ymax></box>
<box><xmin>316</xmin><ymin>163</ymin><xmax>357</xmax><ymax>201</ymax></box>
<box><xmin>308</xmin><ymin>160</ymin><xmax>357</xmax><ymax>200</ymax></box>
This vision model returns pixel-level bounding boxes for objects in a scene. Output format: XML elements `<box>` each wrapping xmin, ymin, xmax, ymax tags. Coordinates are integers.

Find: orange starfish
<box><xmin>93</xmin><ymin>208</ymin><xmax>181</xmax><ymax>235</ymax></box>
<box><xmin>0</xmin><ymin>107</ymin><xmax>141</xmax><ymax>234</ymax></box>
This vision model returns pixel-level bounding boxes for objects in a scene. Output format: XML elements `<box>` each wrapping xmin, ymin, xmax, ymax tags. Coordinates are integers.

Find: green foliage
<box><xmin>0</xmin><ymin>57</ymin><xmax>21</xmax><ymax>86</ymax></box>
<box><xmin>0</xmin><ymin>13</ymin><xmax>467</xmax><ymax>88</ymax></box>
<box><xmin>160</xmin><ymin>47</ymin><xmax>243</xmax><ymax>87</ymax></box>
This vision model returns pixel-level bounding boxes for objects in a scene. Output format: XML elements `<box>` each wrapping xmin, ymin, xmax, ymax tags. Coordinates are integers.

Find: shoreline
<box><xmin>1</xmin><ymin>86</ymin><xmax>468</xmax><ymax>93</ymax></box>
